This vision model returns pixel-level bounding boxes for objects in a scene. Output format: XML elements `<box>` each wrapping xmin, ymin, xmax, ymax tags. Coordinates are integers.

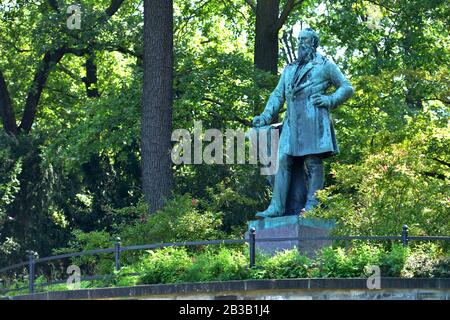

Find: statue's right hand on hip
<box><xmin>311</xmin><ymin>93</ymin><xmax>333</xmax><ymax>110</ymax></box>
<box><xmin>252</xmin><ymin>115</ymin><xmax>266</xmax><ymax>128</ymax></box>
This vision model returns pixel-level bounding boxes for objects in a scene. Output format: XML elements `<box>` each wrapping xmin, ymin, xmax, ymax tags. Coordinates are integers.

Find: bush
<box><xmin>432</xmin><ymin>257</ymin><xmax>450</xmax><ymax>278</ymax></box>
<box><xmin>118</xmin><ymin>194</ymin><xmax>224</xmax><ymax>247</ymax></box>
<box><xmin>53</xmin><ymin>230</ymin><xmax>114</xmax><ymax>275</ymax></box>
<box><xmin>139</xmin><ymin>247</ymin><xmax>193</xmax><ymax>284</ymax></box>
<box><xmin>400</xmin><ymin>243</ymin><xmax>444</xmax><ymax>278</ymax></box>
<box><xmin>251</xmin><ymin>249</ymin><xmax>311</xmax><ymax>279</ymax></box>
<box><xmin>312</xmin><ymin>244</ymin><xmax>381</xmax><ymax>278</ymax></box>
<box><xmin>184</xmin><ymin>247</ymin><xmax>249</xmax><ymax>282</ymax></box>
<box><xmin>379</xmin><ymin>244</ymin><xmax>409</xmax><ymax>277</ymax></box>
<box><xmin>53</xmin><ymin>194</ymin><xmax>226</xmax><ymax>275</ymax></box>
<box><xmin>309</xmin><ymin>130</ymin><xmax>450</xmax><ymax>238</ymax></box>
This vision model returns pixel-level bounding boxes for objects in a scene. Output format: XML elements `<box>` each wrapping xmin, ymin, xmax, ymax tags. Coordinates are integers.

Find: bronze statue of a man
<box><xmin>253</xmin><ymin>28</ymin><xmax>354</xmax><ymax>218</ymax></box>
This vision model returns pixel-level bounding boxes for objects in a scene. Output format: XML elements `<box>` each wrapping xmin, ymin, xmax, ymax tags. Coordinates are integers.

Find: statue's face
<box><xmin>297</xmin><ymin>32</ymin><xmax>315</xmax><ymax>63</ymax></box>
<box><xmin>298</xmin><ymin>33</ymin><xmax>313</xmax><ymax>48</ymax></box>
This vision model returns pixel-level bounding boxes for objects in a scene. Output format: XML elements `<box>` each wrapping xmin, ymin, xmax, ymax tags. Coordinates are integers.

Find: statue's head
<box><xmin>297</xmin><ymin>28</ymin><xmax>319</xmax><ymax>63</ymax></box>
<box><xmin>298</xmin><ymin>28</ymin><xmax>319</xmax><ymax>50</ymax></box>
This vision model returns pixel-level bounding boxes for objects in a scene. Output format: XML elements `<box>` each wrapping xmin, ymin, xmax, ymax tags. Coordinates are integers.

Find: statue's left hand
<box><xmin>311</xmin><ymin>94</ymin><xmax>332</xmax><ymax>109</ymax></box>
<box><xmin>252</xmin><ymin>115</ymin><xmax>266</xmax><ymax>127</ymax></box>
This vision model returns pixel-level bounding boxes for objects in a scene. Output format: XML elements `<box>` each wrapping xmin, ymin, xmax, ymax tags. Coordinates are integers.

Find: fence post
<box><xmin>27</xmin><ymin>250</ymin><xmax>36</xmax><ymax>294</ymax></box>
<box><xmin>115</xmin><ymin>237</ymin><xmax>121</xmax><ymax>271</ymax></box>
<box><xmin>402</xmin><ymin>225</ymin><xmax>409</xmax><ymax>247</ymax></box>
<box><xmin>249</xmin><ymin>227</ymin><xmax>256</xmax><ymax>268</ymax></box>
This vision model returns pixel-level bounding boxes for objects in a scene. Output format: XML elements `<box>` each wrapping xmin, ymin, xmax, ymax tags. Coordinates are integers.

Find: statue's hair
<box><xmin>299</xmin><ymin>28</ymin><xmax>320</xmax><ymax>49</ymax></box>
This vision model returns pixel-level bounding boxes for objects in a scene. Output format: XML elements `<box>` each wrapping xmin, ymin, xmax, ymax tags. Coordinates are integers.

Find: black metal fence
<box><xmin>1</xmin><ymin>225</ymin><xmax>449</xmax><ymax>296</ymax></box>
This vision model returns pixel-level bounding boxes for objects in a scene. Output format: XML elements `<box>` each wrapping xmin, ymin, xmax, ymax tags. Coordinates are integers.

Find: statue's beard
<box><xmin>297</xmin><ymin>45</ymin><xmax>316</xmax><ymax>64</ymax></box>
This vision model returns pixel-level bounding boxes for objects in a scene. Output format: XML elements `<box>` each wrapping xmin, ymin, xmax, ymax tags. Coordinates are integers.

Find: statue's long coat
<box><xmin>261</xmin><ymin>53</ymin><xmax>354</xmax><ymax>157</ymax></box>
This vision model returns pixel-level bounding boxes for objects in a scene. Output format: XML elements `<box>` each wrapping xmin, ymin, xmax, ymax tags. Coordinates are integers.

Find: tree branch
<box><xmin>281</xmin><ymin>32</ymin><xmax>294</xmax><ymax>63</ymax></box>
<box><xmin>19</xmin><ymin>48</ymin><xmax>66</xmax><ymax>133</ymax></box>
<box><xmin>18</xmin><ymin>46</ymin><xmax>128</xmax><ymax>132</ymax></box>
<box><xmin>244</xmin><ymin>0</ymin><xmax>256</xmax><ymax>12</ymax></box>
<box><xmin>57</xmin><ymin>64</ymin><xmax>83</xmax><ymax>82</ymax></box>
<box><xmin>62</xmin><ymin>47</ymin><xmax>90</xmax><ymax>56</ymax></box>
<box><xmin>46</xmin><ymin>86</ymin><xmax>78</xmax><ymax>100</ymax></box>
<box><xmin>275</xmin><ymin>0</ymin><xmax>300</xmax><ymax>32</ymax></box>
<box><xmin>0</xmin><ymin>70</ymin><xmax>18</xmax><ymax>135</ymax></box>
<box><xmin>104</xmin><ymin>0</ymin><xmax>126</xmax><ymax>17</ymax></box>
<box><xmin>221</xmin><ymin>0</ymin><xmax>247</xmax><ymax>22</ymax></box>
<box><xmin>82</xmin><ymin>51</ymin><xmax>100</xmax><ymax>98</ymax></box>
<box><xmin>18</xmin><ymin>47</ymin><xmax>88</xmax><ymax>133</ymax></box>
<box><xmin>203</xmin><ymin>97</ymin><xmax>252</xmax><ymax>126</ymax></box>
<box><xmin>47</xmin><ymin>0</ymin><xmax>59</xmax><ymax>12</ymax></box>
<box><xmin>0</xmin><ymin>38</ymin><xmax>31</xmax><ymax>53</ymax></box>
<box><xmin>362</xmin><ymin>0</ymin><xmax>398</xmax><ymax>14</ymax></box>
<box><xmin>17</xmin><ymin>0</ymin><xmax>126</xmax><ymax>133</ymax></box>
<box><xmin>175</xmin><ymin>0</ymin><xmax>212</xmax><ymax>37</ymax></box>
<box><xmin>432</xmin><ymin>157</ymin><xmax>450</xmax><ymax>168</ymax></box>
<box><xmin>100</xmin><ymin>44</ymin><xmax>143</xmax><ymax>60</ymax></box>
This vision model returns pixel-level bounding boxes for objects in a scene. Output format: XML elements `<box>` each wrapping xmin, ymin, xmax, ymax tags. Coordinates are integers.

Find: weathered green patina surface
<box><xmin>253</xmin><ymin>28</ymin><xmax>354</xmax><ymax>218</ymax></box>
<box><xmin>247</xmin><ymin>215</ymin><xmax>335</xmax><ymax>256</ymax></box>
<box><xmin>259</xmin><ymin>52</ymin><xmax>353</xmax><ymax>157</ymax></box>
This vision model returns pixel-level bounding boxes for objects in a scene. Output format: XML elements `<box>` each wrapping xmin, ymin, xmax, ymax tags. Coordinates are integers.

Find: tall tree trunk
<box><xmin>142</xmin><ymin>0</ymin><xmax>174</xmax><ymax>213</ymax></box>
<box><xmin>402</xmin><ymin>29</ymin><xmax>422</xmax><ymax>112</ymax></box>
<box><xmin>253</xmin><ymin>0</ymin><xmax>298</xmax><ymax>74</ymax></box>
<box><xmin>0</xmin><ymin>70</ymin><xmax>17</xmax><ymax>135</ymax></box>
<box><xmin>254</xmin><ymin>0</ymin><xmax>280</xmax><ymax>75</ymax></box>
<box><xmin>83</xmin><ymin>51</ymin><xmax>100</xmax><ymax>98</ymax></box>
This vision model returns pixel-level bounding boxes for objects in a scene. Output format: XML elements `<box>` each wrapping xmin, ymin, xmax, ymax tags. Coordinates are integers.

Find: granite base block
<box><xmin>246</xmin><ymin>215</ymin><xmax>335</xmax><ymax>256</ymax></box>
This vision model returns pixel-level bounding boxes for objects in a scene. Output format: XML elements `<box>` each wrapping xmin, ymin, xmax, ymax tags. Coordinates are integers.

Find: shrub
<box><xmin>312</xmin><ymin>244</ymin><xmax>382</xmax><ymax>278</ymax></box>
<box><xmin>251</xmin><ymin>249</ymin><xmax>312</xmax><ymax>279</ymax></box>
<box><xmin>432</xmin><ymin>257</ymin><xmax>450</xmax><ymax>278</ymax></box>
<box><xmin>184</xmin><ymin>247</ymin><xmax>250</xmax><ymax>282</ymax></box>
<box><xmin>118</xmin><ymin>194</ymin><xmax>224</xmax><ymax>247</ymax></box>
<box><xmin>53</xmin><ymin>194</ymin><xmax>226</xmax><ymax>275</ymax></box>
<box><xmin>379</xmin><ymin>244</ymin><xmax>409</xmax><ymax>277</ymax></box>
<box><xmin>309</xmin><ymin>133</ymin><xmax>450</xmax><ymax>238</ymax></box>
<box><xmin>400</xmin><ymin>243</ymin><xmax>444</xmax><ymax>278</ymax></box>
<box><xmin>53</xmin><ymin>230</ymin><xmax>114</xmax><ymax>275</ymax></box>
<box><xmin>139</xmin><ymin>247</ymin><xmax>193</xmax><ymax>284</ymax></box>
<box><xmin>112</xmin><ymin>265</ymin><xmax>141</xmax><ymax>287</ymax></box>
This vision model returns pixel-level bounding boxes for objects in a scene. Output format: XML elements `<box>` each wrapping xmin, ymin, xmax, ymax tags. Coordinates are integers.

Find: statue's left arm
<box><xmin>253</xmin><ymin>68</ymin><xmax>287</xmax><ymax>127</ymax></box>
<box><xmin>326</xmin><ymin>61</ymin><xmax>354</xmax><ymax>109</ymax></box>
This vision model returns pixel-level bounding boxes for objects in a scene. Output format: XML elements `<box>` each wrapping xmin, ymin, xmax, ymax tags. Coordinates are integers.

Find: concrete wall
<box><xmin>5</xmin><ymin>278</ymin><xmax>450</xmax><ymax>300</ymax></box>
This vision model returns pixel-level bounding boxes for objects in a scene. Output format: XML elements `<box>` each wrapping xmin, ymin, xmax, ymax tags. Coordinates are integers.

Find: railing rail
<box><xmin>1</xmin><ymin>224</ymin><xmax>449</xmax><ymax>296</ymax></box>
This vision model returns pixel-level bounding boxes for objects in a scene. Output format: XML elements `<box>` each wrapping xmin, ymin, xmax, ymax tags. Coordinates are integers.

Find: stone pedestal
<box><xmin>246</xmin><ymin>215</ymin><xmax>335</xmax><ymax>257</ymax></box>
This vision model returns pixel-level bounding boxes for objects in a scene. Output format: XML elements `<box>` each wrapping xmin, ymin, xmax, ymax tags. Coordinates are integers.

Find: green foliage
<box><xmin>251</xmin><ymin>249</ymin><xmax>312</xmax><ymax>279</ymax></box>
<box><xmin>431</xmin><ymin>257</ymin><xmax>450</xmax><ymax>278</ymax></box>
<box><xmin>112</xmin><ymin>244</ymin><xmax>450</xmax><ymax>286</ymax></box>
<box><xmin>400</xmin><ymin>243</ymin><xmax>445</xmax><ymax>278</ymax></box>
<box><xmin>0</xmin><ymin>133</ymin><xmax>74</xmax><ymax>266</ymax></box>
<box><xmin>139</xmin><ymin>247</ymin><xmax>193</xmax><ymax>284</ymax></box>
<box><xmin>0</xmin><ymin>134</ymin><xmax>22</xmax><ymax>266</ymax></box>
<box><xmin>309</xmin><ymin>120</ymin><xmax>449</xmax><ymax>237</ymax></box>
<box><xmin>112</xmin><ymin>265</ymin><xmax>141</xmax><ymax>287</ymax></box>
<box><xmin>184</xmin><ymin>247</ymin><xmax>249</xmax><ymax>282</ymax></box>
<box><xmin>0</xmin><ymin>134</ymin><xmax>21</xmax><ymax>225</ymax></box>
<box><xmin>251</xmin><ymin>243</ymin><xmax>449</xmax><ymax>280</ymax></box>
<box><xmin>1</xmin><ymin>0</ymin><xmax>449</xmax><ymax>286</ymax></box>
<box><xmin>2</xmin><ymin>243</ymin><xmax>449</xmax><ymax>297</ymax></box>
<box><xmin>379</xmin><ymin>244</ymin><xmax>409</xmax><ymax>277</ymax></box>
<box><xmin>118</xmin><ymin>194</ymin><xmax>225</xmax><ymax>246</ymax></box>
<box><xmin>50</xmin><ymin>194</ymin><xmax>225</xmax><ymax>274</ymax></box>
<box><xmin>53</xmin><ymin>229</ymin><xmax>113</xmax><ymax>275</ymax></box>
<box><xmin>311</xmin><ymin>244</ymin><xmax>382</xmax><ymax>278</ymax></box>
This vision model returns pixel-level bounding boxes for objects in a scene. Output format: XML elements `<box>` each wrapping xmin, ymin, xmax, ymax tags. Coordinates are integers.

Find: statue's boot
<box><xmin>255</xmin><ymin>204</ymin><xmax>284</xmax><ymax>218</ymax></box>
<box><xmin>303</xmin><ymin>155</ymin><xmax>324</xmax><ymax>211</ymax></box>
<box><xmin>255</xmin><ymin>153</ymin><xmax>292</xmax><ymax>219</ymax></box>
